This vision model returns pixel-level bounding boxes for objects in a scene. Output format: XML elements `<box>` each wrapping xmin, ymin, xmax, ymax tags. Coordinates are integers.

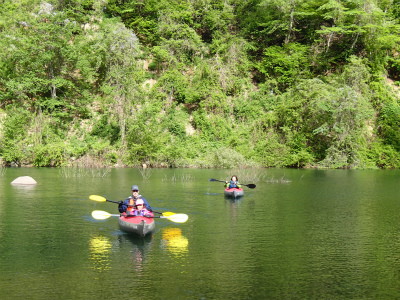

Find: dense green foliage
<box><xmin>1</xmin><ymin>0</ymin><xmax>400</xmax><ymax>168</ymax></box>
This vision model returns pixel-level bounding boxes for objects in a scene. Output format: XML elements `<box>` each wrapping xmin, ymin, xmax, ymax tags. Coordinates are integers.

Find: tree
<box><xmin>0</xmin><ymin>2</ymin><xmax>94</xmax><ymax>121</ymax></box>
<box><xmin>258</xmin><ymin>42</ymin><xmax>311</xmax><ymax>92</ymax></box>
<box><xmin>96</xmin><ymin>19</ymin><xmax>144</xmax><ymax>146</ymax></box>
<box><xmin>310</xmin><ymin>57</ymin><xmax>375</xmax><ymax>168</ymax></box>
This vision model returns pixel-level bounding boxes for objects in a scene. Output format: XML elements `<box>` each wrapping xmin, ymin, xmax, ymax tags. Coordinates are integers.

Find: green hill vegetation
<box><xmin>1</xmin><ymin>0</ymin><xmax>400</xmax><ymax>169</ymax></box>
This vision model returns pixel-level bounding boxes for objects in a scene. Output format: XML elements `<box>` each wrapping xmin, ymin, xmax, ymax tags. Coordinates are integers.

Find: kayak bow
<box><xmin>224</xmin><ymin>187</ymin><xmax>244</xmax><ymax>198</ymax></box>
<box><xmin>118</xmin><ymin>215</ymin><xmax>155</xmax><ymax>237</ymax></box>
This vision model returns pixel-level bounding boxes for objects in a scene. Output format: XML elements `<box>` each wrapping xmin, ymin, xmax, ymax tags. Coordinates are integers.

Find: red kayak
<box><xmin>118</xmin><ymin>215</ymin><xmax>155</xmax><ymax>236</ymax></box>
<box><xmin>224</xmin><ymin>187</ymin><xmax>244</xmax><ymax>198</ymax></box>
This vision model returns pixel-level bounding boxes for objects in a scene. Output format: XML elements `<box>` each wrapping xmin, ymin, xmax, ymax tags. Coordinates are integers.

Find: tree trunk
<box><xmin>285</xmin><ymin>10</ymin><xmax>294</xmax><ymax>44</ymax></box>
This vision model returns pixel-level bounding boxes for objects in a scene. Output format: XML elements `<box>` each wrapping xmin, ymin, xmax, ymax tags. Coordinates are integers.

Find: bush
<box><xmin>33</xmin><ymin>143</ymin><xmax>66</xmax><ymax>167</ymax></box>
<box><xmin>209</xmin><ymin>147</ymin><xmax>253</xmax><ymax>168</ymax></box>
<box><xmin>378</xmin><ymin>102</ymin><xmax>400</xmax><ymax>151</ymax></box>
<box><xmin>91</xmin><ymin>115</ymin><xmax>120</xmax><ymax>144</ymax></box>
<box><xmin>366</xmin><ymin>143</ymin><xmax>400</xmax><ymax>169</ymax></box>
<box><xmin>0</xmin><ymin>108</ymin><xmax>30</xmax><ymax>164</ymax></box>
<box><xmin>148</xmin><ymin>62</ymin><xmax>158</xmax><ymax>71</ymax></box>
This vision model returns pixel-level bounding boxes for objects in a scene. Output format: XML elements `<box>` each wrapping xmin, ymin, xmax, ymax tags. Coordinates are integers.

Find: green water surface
<box><xmin>1</xmin><ymin>168</ymin><xmax>399</xmax><ymax>299</ymax></box>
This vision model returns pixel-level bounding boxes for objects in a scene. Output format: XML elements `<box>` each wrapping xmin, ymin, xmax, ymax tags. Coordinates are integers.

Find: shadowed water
<box><xmin>0</xmin><ymin>168</ymin><xmax>399</xmax><ymax>299</ymax></box>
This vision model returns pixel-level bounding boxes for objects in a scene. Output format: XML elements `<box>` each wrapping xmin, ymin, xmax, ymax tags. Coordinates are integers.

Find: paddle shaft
<box><xmin>93</xmin><ymin>212</ymin><xmax>164</xmax><ymax>218</ymax></box>
<box><xmin>92</xmin><ymin>209</ymin><xmax>188</xmax><ymax>223</ymax></box>
<box><xmin>123</xmin><ymin>214</ymin><xmax>188</xmax><ymax>222</ymax></box>
<box><xmin>211</xmin><ymin>179</ymin><xmax>227</xmax><ymax>183</ymax></box>
<box><xmin>93</xmin><ymin>213</ymin><xmax>163</xmax><ymax>219</ymax></box>
<box><xmin>209</xmin><ymin>178</ymin><xmax>256</xmax><ymax>188</ymax></box>
<box><xmin>102</xmin><ymin>198</ymin><xmax>164</xmax><ymax>214</ymax></box>
<box><xmin>123</xmin><ymin>215</ymin><xmax>173</xmax><ymax>219</ymax></box>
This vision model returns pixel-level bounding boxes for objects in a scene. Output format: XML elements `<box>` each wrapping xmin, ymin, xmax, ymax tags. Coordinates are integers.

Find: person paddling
<box><xmin>118</xmin><ymin>185</ymin><xmax>152</xmax><ymax>214</ymax></box>
<box><xmin>225</xmin><ymin>175</ymin><xmax>241</xmax><ymax>189</ymax></box>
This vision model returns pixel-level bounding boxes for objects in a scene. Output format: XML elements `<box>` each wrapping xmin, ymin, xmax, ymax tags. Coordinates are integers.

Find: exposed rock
<box><xmin>11</xmin><ymin>176</ymin><xmax>37</xmax><ymax>185</ymax></box>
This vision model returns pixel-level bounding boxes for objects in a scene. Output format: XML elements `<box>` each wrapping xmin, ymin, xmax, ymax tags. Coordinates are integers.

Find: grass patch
<box><xmin>162</xmin><ymin>173</ymin><xmax>195</xmax><ymax>182</ymax></box>
<box><xmin>138</xmin><ymin>167</ymin><xmax>153</xmax><ymax>179</ymax></box>
<box><xmin>59</xmin><ymin>167</ymin><xmax>111</xmax><ymax>178</ymax></box>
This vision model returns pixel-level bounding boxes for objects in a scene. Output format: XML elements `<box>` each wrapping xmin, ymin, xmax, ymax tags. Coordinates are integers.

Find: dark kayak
<box><xmin>118</xmin><ymin>215</ymin><xmax>155</xmax><ymax>236</ymax></box>
<box><xmin>224</xmin><ymin>187</ymin><xmax>244</xmax><ymax>198</ymax></box>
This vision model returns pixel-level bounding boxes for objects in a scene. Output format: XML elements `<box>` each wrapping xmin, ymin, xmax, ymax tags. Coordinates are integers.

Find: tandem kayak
<box><xmin>224</xmin><ymin>187</ymin><xmax>244</xmax><ymax>198</ymax></box>
<box><xmin>118</xmin><ymin>215</ymin><xmax>155</xmax><ymax>237</ymax></box>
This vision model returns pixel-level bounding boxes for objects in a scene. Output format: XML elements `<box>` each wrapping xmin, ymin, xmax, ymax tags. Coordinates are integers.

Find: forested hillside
<box><xmin>1</xmin><ymin>0</ymin><xmax>400</xmax><ymax>169</ymax></box>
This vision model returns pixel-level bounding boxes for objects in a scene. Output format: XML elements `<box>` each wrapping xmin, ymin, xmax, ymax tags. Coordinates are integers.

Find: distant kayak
<box><xmin>224</xmin><ymin>187</ymin><xmax>244</xmax><ymax>198</ymax></box>
<box><xmin>118</xmin><ymin>215</ymin><xmax>155</xmax><ymax>236</ymax></box>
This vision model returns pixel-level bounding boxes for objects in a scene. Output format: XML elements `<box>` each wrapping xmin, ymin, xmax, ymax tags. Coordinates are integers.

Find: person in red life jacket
<box><xmin>132</xmin><ymin>198</ymin><xmax>154</xmax><ymax>217</ymax></box>
<box><xmin>118</xmin><ymin>185</ymin><xmax>152</xmax><ymax>214</ymax></box>
<box><xmin>225</xmin><ymin>175</ymin><xmax>241</xmax><ymax>189</ymax></box>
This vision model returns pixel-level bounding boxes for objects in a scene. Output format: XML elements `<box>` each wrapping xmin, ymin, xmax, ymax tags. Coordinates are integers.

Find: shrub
<box><xmin>366</xmin><ymin>143</ymin><xmax>400</xmax><ymax>169</ymax></box>
<box><xmin>0</xmin><ymin>108</ymin><xmax>30</xmax><ymax>164</ymax></box>
<box><xmin>33</xmin><ymin>143</ymin><xmax>66</xmax><ymax>167</ymax></box>
<box><xmin>209</xmin><ymin>147</ymin><xmax>252</xmax><ymax>168</ymax></box>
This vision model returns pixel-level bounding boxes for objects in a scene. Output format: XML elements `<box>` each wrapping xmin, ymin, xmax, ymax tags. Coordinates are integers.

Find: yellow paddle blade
<box><xmin>89</xmin><ymin>195</ymin><xmax>107</xmax><ymax>202</ymax></box>
<box><xmin>92</xmin><ymin>210</ymin><xmax>112</xmax><ymax>220</ymax></box>
<box><xmin>165</xmin><ymin>213</ymin><xmax>189</xmax><ymax>223</ymax></box>
<box><xmin>162</xmin><ymin>212</ymin><xmax>176</xmax><ymax>217</ymax></box>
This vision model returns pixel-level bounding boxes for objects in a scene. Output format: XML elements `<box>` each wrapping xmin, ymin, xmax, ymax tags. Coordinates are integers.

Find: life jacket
<box><xmin>134</xmin><ymin>209</ymin><xmax>147</xmax><ymax>216</ymax></box>
<box><xmin>229</xmin><ymin>180</ymin><xmax>238</xmax><ymax>188</ymax></box>
<box><xmin>133</xmin><ymin>208</ymin><xmax>153</xmax><ymax>217</ymax></box>
<box><xmin>127</xmin><ymin>196</ymin><xmax>144</xmax><ymax>212</ymax></box>
<box><xmin>127</xmin><ymin>197</ymin><xmax>135</xmax><ymax>212</ymax></box>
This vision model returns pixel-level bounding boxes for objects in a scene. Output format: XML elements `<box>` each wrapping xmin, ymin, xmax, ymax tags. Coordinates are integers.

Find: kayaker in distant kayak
<box><xmin>118</xmin><ymin>185</ymin><xmax>152</xmax><ymax>213</ymax></box>
<box><xmin>131</xmin><ymin>199</ymin><xmax>154</xmax><ymax>217</ymax></box>
<box><xmin>225</xmin><ymin>175</ymin><xmax>241</xmax><ymax>189</ymax></box>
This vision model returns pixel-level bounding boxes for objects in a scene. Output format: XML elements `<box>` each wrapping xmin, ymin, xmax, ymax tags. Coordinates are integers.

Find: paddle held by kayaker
<box><xmin>225</xmin><ymin>175</ymin><xmax>241</xmax><ymax>189</ymax></box>
<box><xmin>118</xmin><ymin>185</ymin><xmax>152</xmax><ymax>214</ymax></box>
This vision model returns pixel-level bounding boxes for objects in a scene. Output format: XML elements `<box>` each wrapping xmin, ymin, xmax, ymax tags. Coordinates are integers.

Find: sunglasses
<box><xmin>132</xmin><ymin>190</ymin><xmax>139</xmax><ymax>192</ymax></box>
<box><xmin>136</xmin><ymin>204</ymin><xmax>144</xmax><ymax>206</ymax></box>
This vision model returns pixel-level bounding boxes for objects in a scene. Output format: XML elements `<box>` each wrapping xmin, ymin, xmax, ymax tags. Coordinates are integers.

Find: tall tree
<box><xmin>0</xmin><ymin>2</ymin><xmax>94</xmax><ymax>120</ymax></box>
<box><xmin>96</xmin><ymin>19</ymin><xmax>144</xmax><ymax>146</ymax></box>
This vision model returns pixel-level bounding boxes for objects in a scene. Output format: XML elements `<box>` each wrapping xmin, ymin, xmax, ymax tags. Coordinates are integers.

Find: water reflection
<box><xmin>161</xmin><ymin>228</ymin><xmax>189</xmax><ymax>257</ymax></box>
<box><xmin>10</xmin><ymin>184</ymin><xmax>37</xmax><ymax>191</ymax></box>
<box><xmin>226</xmin><ymin>197</ymin><xmax>243</xmax><ymax>222</ymax></box>
<box><xmin>118</xmin><ymin>234</ymin><xmax>154</xmax><ymax>275</ymax></box>
<box><xmin>89</xmin><ymin>235</ymin><xmax>112</xmax><ymax>271</ymax></box>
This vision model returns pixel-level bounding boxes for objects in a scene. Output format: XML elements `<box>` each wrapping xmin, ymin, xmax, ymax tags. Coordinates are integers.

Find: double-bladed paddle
<box><xmin>208</xmin><ymin>178</ymin><xmax>256</xmax><ymax>189</ymax></box>
<box><xmin>89</xmin><ymin>195</ymin><xmax>175</xmax><ymax>217</ymax></box>
<box><xmin>91</xmin><ymin>210</ymin><xmax>189</xmax><ymax>223</ymax></box>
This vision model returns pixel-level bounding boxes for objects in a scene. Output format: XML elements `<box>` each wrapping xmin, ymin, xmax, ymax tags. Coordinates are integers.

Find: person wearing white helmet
<box><xmin>132</xmin><ymin>198</ymin><xmax>154</xmax><ymax>217</ymax></box>
<box><xmin>118</xmin><ymin>185</ymin><xmax>152</xmax><ymax>214</ymax></box>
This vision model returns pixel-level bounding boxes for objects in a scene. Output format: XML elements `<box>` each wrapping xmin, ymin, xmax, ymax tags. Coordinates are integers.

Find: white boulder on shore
<box><xmin>11</xmin><ymin>176</ymin><xmax>37</xmax><ymax>185</ymax></box>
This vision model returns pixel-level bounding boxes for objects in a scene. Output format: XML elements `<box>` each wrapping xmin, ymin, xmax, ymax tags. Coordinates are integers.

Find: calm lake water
<box><xmin>1</xmin><ymin>167</ymin><xmax>400</xmax><ymax>299</ymax></box>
